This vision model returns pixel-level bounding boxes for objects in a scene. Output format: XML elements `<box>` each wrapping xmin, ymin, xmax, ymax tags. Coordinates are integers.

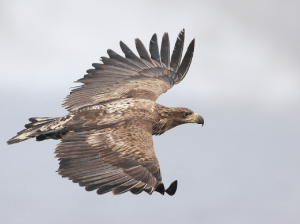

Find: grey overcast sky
<box><xmin>1</xmin><ymin>0</ymin><xmax>300</xmax><ymax>224</ymax></box>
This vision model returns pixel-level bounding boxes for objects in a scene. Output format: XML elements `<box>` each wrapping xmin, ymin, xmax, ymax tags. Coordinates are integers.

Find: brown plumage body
<box><xmin>7</xmin><ymin>29</ymin><xmax>204</xmax><ymax>196</ymax></box>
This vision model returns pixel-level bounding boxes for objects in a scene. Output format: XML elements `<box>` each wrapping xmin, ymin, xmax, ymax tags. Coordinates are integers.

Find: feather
<box><xmin>154</xmin><ymin>182</ymin><xmax>165</xmax><ymax>195</ymax></box>
<box><xmin>135</xmin><ymin>38</ymin><xmax>155</xmax><ymax>67</ymax></box>
<box><xmin>79</xmin><ymin>171</ymin><xmax>124</xmax><ymax>187</ymax></box>
<box><xmin>175</xmin><ymin>39</ymin><xmax>195</xmax><ymax>84</ymax></box>
<box><xmin>100</xmin><ymin>57</ymin><xmax>136</xmax><ymax>72</ymax></box>
<box><xmin>96</xmin><ymin>176</ymin><xmax>133</xmax><ymax>195</ymax></box>
<box><xmin>85</xmin><ymin>173</ymin><xmax>127</xmax><ymax>191</ymax></box>
<box><xmin>149</xmin><ymin>34</ymin><xmax>161</xmax><ymax>65</ymax></box>
<box><xmin>130</xmin><ymin>182</ymin><xmax>147</xmax><ymax>194</ymax></box>
<box><xmin>160</xmin><ymin>32</ymin><xmax>170</xmax><ymax>69</ymax></box>
<box><xmin>119</xmin><ymin>41</ymin><xmax>149</xmax><ymax>69</ymax></box>
<box><xmin>112</xmin><ymin>180</ymin><xmax>140</xmax><ymax>195</ymax></box>
<box><xmin>107</xmin><ymin>49</ymin><xmax>141</xmax><ymax>71</ymax></box>
<box><xmin>170</xmin><ymin>29</ymin><xmax>185</xmax><ymax>72</ymax></box>
<box><xmin>165</xmin><ymin>180</ymin><xmax>178</xmax><ymax>196</ymax></box>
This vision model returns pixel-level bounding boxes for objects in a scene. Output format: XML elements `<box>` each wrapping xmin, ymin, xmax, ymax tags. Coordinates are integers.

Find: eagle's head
<box><xmin>154</xmin><ymin>106</ymin><xmax>204</xmax><ymax>135</ymax></box>
<box><xmin>165</xmin><ymin>107</ymin><xmax>204</xmax><ymax>125</ymax></box>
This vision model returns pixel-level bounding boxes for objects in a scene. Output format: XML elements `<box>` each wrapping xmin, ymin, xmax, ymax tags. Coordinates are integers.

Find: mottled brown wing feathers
<box><xmin>55</xmin><ymin>117</ymin><xmax>161</xmax><ymax>195</ymax></box>
<box><xmin>63</xmin><ymin>29</ymin><xmax>195</xmax><ymax>112</ymax></box>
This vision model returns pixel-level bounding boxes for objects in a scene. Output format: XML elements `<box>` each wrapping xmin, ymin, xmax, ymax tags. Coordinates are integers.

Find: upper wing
<box><xmin>55</xmin><ymin>118</ymin><xmax>161</xmax><ymax>195</ymax></box>
<box><xmin>63</xmin><ymin>29</ymin><xmax>195</xmax><ymax>112</ymax></box>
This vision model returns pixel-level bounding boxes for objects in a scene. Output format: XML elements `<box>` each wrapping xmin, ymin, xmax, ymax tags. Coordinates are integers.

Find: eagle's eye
<box><xmin>183</xmin><ymin>112</ymin><xmax>192</xmax><ymax>117</ymax></box>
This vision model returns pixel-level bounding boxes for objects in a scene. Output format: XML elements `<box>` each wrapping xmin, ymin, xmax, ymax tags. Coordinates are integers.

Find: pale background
<box><xmin>1</xmin><ymin>0</ymin><xmax>299</xmax><ymax>223</ymax></box>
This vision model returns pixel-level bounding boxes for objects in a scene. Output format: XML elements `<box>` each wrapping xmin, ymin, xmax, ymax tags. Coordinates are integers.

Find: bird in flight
<box><xmin>7</xmin><ymin>29</ymin><xmax>204</xmax><ymax>196</ymax></box>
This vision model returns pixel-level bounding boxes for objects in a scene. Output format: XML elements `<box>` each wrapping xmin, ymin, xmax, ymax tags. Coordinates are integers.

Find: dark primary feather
<box><xmin>160</xmin><ymin>32</ymin><xmax>170</xmax><ymax>69</ymax></box>
<box><xmin>174</xmin><ymin>39</ymin><xmax>195</xmax><ymax>84</ymax></box>
<box><xmin>135</xmin><ymin>38</ymin><xmax>155</xmax><ymax>67</ymax></box>
<box><xmin>170</xmin><ymin>29</ymin><xmax>185</xmax><ymax>73</ymax></box>
<box><xmin>149</xmin><ymin>33</ymin><xmax>161</xmax><ymax>66</ymax></box>
<box><xmin>120</xmin><ymin>41</ymin><xmax>149</xmax><ymax>69</ymax></box>
<box><xmin>166</xmin><ymin>180</ymin><xmax>178</xmax><ymax>196</ymax></box>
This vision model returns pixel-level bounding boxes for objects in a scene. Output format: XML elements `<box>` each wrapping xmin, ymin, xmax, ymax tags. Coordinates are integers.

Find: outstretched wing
<box><xmin>55</xmin><ymin>112</ymin><xmax>161</xmax><ymax>195</ymax></box>
<box><xmin>63</xmin><ymin>29</ymin><xmax>195</xmax><ymax>112</ymax></box>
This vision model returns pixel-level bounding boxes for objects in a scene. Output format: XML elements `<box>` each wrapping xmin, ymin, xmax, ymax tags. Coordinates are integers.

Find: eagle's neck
<box><xmin>152</xmin><ymin>105</ymin><xmax>183</xmax><ymax>135</ymax></box>
<box><xmin>152</xmin><ymin>118</ymin><xmax>183</xmax><ymax>135</ymax></box>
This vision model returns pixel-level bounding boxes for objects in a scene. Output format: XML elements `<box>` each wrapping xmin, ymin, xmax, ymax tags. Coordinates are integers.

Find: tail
<box><xmin>7</xmin><ymin>117</ymin><xmax>67</xmax><ymax>145</ymax></box>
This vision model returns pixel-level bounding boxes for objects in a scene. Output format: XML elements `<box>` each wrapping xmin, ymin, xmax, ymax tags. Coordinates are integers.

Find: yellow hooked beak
<box><xmin>186</xmin><ymin>113</ymin><xmax>204</xmax><ymax>126</ymax></box>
